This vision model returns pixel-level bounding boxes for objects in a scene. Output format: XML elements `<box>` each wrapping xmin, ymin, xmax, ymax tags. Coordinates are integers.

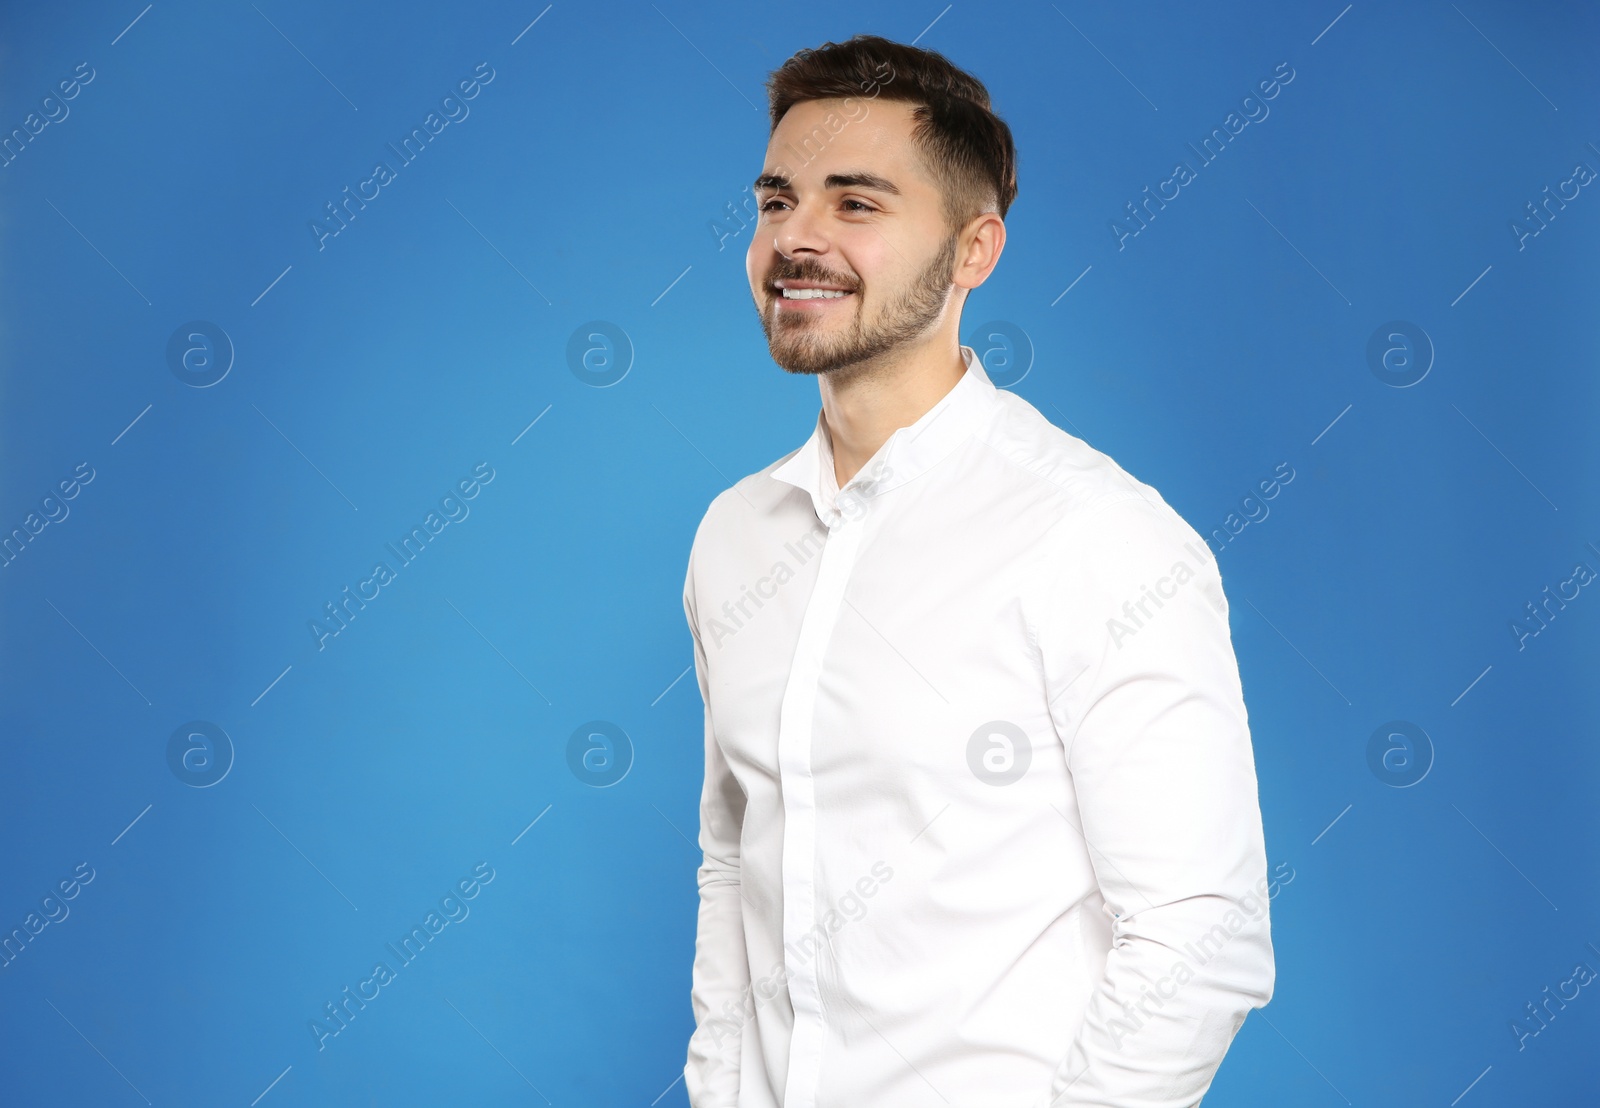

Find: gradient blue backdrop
<box><xmin>1</xmin><ymin>1</ymin><xmax>1596</xmax><ymax>1104</ymax></box>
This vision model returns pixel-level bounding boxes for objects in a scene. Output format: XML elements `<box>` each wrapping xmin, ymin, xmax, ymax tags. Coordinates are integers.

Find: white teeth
<box><xmin>781</xmin><ymin>288</ymin><xmax>850</xmax><ymax>300</ymax></box>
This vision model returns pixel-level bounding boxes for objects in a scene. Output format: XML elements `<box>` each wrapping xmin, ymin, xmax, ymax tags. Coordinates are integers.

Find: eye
<box><xmin>756</xmin><ymin>198</ymin><xmax>877</xmax><ymax>214</ymax></box>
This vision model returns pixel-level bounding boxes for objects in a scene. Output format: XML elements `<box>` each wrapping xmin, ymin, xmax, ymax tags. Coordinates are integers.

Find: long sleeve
<box><xmin>683</xmin><ymin>546</ymin><xmax>751</xmax><ymax>1107</ymax></box>
<box><xmin>1033</xmin><ymin>494</ymin><xmax>1275</xmax><ymax>1108</ymax></box>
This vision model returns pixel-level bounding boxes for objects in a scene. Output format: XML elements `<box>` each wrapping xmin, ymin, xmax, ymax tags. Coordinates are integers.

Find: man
<box><xmin>681</xmin><ymin>33</ymin><xmax>1275</xmax><ymax>1108</ymax></box>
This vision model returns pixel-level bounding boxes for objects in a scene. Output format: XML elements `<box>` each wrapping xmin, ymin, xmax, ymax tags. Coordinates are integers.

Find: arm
<box><xmin>1036</xmin><ymin>495</ymin><xmax>1275</xmax><ymax>1108</ymax></box>
<box><xmin>683</xmin><ymin>548</ymin><xmax>750</xmax><ymax>1107</ymax></box>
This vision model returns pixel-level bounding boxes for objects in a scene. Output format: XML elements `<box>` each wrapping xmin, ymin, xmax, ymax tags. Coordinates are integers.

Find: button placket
<box><xmin>775</xmin><ymin>496</ymin><xmax>868</xmax><ymax>1108</ymax></box>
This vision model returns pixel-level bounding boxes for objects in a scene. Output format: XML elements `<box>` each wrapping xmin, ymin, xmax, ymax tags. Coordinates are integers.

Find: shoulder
<box><xmin>975</xmin><ymin>393</ymin><xmax>1223</xmax><ymax>609</ymax></box>
<box><xmin>689</xmin><ymin>448</ymin><xmax>804</xmax><ymax>545</ymax></box>
<box><xmin>975</xmin><ymin>390</ymin><xmax>1189</xmax><ymax>526</ymax></box>
<box><xmin>682</xmin><ymin>444</ymin><xmax>812</xmax><ymax>597</ymax></box>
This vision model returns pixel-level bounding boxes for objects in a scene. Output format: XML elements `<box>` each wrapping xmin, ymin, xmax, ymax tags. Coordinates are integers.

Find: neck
<box><xmin>819</xmin><ymin>334</ymin><xmax>968</xmax><ymax>489</ymax></box>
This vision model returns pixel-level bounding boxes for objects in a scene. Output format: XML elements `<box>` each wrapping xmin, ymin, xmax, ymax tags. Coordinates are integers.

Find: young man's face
<box><xmin>747</xmin><ymin>97</ymin><xmax>961</xmax><ymax>377</ymax></box>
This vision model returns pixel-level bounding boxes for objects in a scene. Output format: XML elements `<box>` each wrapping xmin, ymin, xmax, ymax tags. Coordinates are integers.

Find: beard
<box><xmin>755</xmin><ymin>228</ymin><xmax>959</xmax><ymax>378</ymax></box>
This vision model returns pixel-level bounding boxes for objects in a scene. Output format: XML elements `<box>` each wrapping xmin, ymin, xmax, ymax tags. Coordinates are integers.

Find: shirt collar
<box><xmin>772</xmin><ymin>344</ymin><xmax>1000</xmax><ymax>525</ymax></box>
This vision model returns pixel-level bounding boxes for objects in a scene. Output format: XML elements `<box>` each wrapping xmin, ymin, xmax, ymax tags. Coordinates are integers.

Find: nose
<box><xmin>773</xmin><ymin>195</ymin><xmax>831</xmax><ymax>259</ymax></box>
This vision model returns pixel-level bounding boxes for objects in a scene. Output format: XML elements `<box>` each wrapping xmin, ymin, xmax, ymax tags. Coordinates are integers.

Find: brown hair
<box><xmin>763</xmin><ymin>34</ymin><xmax>1018</xmax><ymax>238</ymax></box>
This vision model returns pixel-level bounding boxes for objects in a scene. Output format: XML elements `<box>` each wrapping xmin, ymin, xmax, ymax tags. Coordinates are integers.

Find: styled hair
<box><xmin>763</xmin><ymin>34</ymin><xmax>1018</xmax><ymax>237</ymax></box>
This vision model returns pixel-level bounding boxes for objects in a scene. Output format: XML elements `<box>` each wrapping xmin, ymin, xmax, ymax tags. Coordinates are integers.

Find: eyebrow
<box><xmin>753</xmin><ymin>171</ymin><xmax>902</xmax><ymax>197</ymax></box>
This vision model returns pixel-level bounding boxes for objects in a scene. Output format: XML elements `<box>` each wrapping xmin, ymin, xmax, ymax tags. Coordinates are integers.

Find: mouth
<box><xmin>772</xmin><ymin>284</ymin><xmax>856</xmax><ymax>310</ymax></box>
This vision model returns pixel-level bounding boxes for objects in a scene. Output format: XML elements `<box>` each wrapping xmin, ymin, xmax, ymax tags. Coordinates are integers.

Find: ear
<box><xmin>954</xmin><ymin>212</ymin><xmax>1006</xmax><ymax>291</ymax></box>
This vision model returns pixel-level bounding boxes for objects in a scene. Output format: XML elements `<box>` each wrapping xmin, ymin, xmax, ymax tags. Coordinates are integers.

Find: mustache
<box><xmin>769</xmin><ymin>272</ymin><xmax>859</xmax><ymax>291</ymax></box>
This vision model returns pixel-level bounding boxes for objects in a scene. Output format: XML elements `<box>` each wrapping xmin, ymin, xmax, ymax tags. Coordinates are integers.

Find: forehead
<box><xmin>762</xmin><ymin>97</ymin><xmax>930</xmax><ymax>193</ymax></box>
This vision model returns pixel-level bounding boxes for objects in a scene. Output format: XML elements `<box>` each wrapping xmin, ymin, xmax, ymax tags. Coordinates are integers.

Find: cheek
<box><xmin>745</xmin><ymin>241</ymin><xmax>768</xmax><ymax>289</ymax></box>
<box><xmin>840</xmin><ymin>234</ymin><xmax>893</xmax><ymax>282</ymax></box>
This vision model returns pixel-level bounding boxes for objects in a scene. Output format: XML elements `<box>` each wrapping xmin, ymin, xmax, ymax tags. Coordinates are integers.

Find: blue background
<box><xmin>1</xmin><ymin>1</ymin><xmax>1596</xmax><ymax>1104</ymax></box>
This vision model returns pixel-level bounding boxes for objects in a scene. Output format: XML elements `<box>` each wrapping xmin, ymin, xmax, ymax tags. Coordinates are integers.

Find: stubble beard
<box><xmin>756</xmin><ymin>229</ymin><xmax>959</xmax><ymax>380</ymax></box>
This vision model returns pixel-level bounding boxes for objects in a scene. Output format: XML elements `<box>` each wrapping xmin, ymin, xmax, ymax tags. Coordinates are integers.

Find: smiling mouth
<box><xmin>780</xmin><ymin>287</ymin><xmax>851</xmax><ymax>299</ymax></box>
<box><xmin>773</xmin><ymin>286</ymin><xmax>856</xmax><ymax>308</ymax></box>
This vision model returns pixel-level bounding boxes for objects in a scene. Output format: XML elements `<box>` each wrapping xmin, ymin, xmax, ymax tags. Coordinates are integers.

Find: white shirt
<box><xmin>682</xmin><ymin>344</ymin><xmax>1274</xmax><ymax>1108</ymax></box>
